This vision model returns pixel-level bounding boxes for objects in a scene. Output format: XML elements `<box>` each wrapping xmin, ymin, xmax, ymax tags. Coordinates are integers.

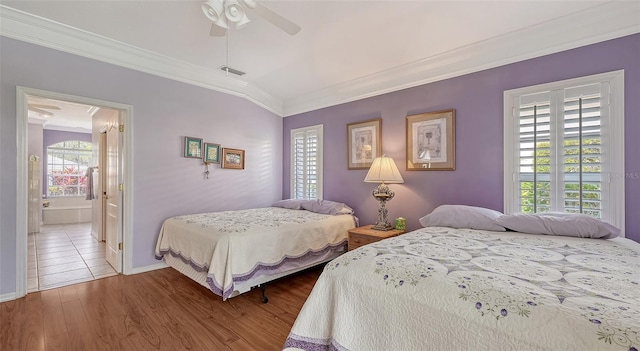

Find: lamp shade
<box><xmin>364</xmin><ymin>156</ymin><xmax>404</xmax><ymax>184</ymax></box>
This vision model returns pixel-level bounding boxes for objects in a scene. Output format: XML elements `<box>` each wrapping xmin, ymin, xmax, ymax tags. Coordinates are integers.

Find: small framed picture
<box><xmin>347</xmin><ymin>118</ymin><xmax>382</xmax><ymax>169</ymax></box>
<box><xmin>406</xmin><ymin>109</ymin><xmax>455</xmax><ymax>170</ymax></box>
<box><xmin>203</xmin><ymin>142</ymin><xmax>221</xmax><ymax>163</ymax></box>
<box><xmin>184</xmin><ymin>136</ymin><xmax>203</xmax><ymax>158</ymax></box>
<box><xmin>222</xmin><ymin>148</ymin><xmax>245</xmax><ymax>169</ymax></box>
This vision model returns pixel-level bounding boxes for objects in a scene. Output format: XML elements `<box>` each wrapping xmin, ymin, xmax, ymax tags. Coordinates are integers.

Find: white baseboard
<box><xmin>129</xmin><ymin>262</ymin><xmax>168</xmax><ymax>275</ymax></box>
<box><xmin>0</xmin><ymin>292</ymin><xmax>18</xmax><ymax>303</ymax></box>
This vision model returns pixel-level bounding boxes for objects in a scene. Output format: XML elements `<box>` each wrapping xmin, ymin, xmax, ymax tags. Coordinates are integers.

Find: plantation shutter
<box><xmin>291</xmin><ymin>125</ymin><xmax>323</xmax><ymax>200</ymax></box>
<box><xmin>515</xmin><ymin>82</ymin><xmax>608</xmax><ymax>219</ymax></box>
<box><xmin>562</xmin><ymin>84</ymin><xmax>606</xmax><ymax>218</ymax></box>
<box><xmin>517</xmin><ymin>92</ymin><xmax>552</xmax><ymax>213</ymax></box>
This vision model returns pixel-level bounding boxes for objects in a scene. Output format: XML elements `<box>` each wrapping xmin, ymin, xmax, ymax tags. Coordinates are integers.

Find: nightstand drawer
<box><xmin>347</xmin><ymin>225</ymin><xmax>404</xmax><ymax>251</ymax></box>
<box><xmin>348</xmin><ymin>232</ymin><xmax>381</xmax><ymax>251</ymax></box>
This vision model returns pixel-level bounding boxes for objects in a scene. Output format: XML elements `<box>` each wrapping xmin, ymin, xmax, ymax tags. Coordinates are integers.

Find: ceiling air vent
<box><xmin>219</xmin><ymin>66</ymin><xmax>245</xmax><ymax>76</ymax></box>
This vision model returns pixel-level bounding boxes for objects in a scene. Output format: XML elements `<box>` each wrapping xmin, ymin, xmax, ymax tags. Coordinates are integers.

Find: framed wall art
<box><xmin>184</xmin><ymin>136</ymin><xmax>203</xmax><ymax>158</ymax></box>
<box><xmin>347</xmin><ymin>118</ymin><xmax>382</xmax><ymax>169</ymax></box>
<box><xmin>406</xmin><ymin>109</ymin><xmax>455</xmax><ymax>170</ymax></box>
<box><xmin>203</xmin><ymin>142</ymin><xmax>221</xmax><ymax>163</ymax></box>
<box><xmin>222</xmin><ymin>148</ymin><xmax>245</xmax><ymax>169</ymax></box>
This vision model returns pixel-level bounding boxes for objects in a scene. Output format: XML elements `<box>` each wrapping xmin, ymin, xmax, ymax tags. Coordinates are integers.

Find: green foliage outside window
<box><xmin>520</xmin><ymin>138</ymin><xmax>601</xmax><ymax>218</ymax></box>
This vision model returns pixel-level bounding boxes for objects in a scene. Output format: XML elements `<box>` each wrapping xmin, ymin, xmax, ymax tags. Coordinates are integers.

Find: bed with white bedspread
<box><xmin>155</xmin><ymin>206</ymin><xmax>356</xmax><ymax>300</ymax></box>
<box><xmin>284</xmin><ymin>227</ymin><xmax>640</xmax><ymax>351</ymax></box>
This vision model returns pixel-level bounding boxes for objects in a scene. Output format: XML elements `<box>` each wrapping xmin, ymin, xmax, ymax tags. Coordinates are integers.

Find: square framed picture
<box><xmin>184</xmin><ymin>136</ymin><xmax>203</xmax><ymax>158</ymax></box>
<box><xmin>222</xmin><ymin>148</ymin><xmax>245</xmax><ymax>169</ymax></box>
<box><xmin>406</xmin><ymin>109</ymin><xmax>455</xmax><ymax>170</ymax></box>
<box><xmin>203</xmin><ymin>142</ymin><xmax>221</xmax><ymax>163</ymax></box>
<box><xmin>347</xmin><ymin>118</ymin><xmax>382</xmax><ymax>169</ymax></box>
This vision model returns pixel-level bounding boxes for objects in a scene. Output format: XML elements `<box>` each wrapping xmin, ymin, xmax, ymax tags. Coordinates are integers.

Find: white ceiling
<box><xmin>2</xmin><ymin>1</ymin><xmax>639</xmax><ymax>118</ymax></box>
<box><xmin>27</xmin><ymin>96</ymin><xmax>95</xmax><ymax>133</ymax></box>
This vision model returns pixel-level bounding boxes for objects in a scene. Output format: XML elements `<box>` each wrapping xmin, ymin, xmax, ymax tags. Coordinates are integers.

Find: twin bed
<box><xmin>155</xmin><ymin>200</ymin><xmax>357</xmax><ymax>301</ymax></box>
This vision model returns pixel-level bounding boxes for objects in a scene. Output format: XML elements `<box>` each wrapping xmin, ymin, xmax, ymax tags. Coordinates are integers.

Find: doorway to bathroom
<box><xmin>17</xmin><ymin>87</ymin><xmax>133</xmax><ymax>296</ymax></box>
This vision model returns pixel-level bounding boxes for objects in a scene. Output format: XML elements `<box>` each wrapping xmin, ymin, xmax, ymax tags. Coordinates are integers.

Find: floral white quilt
<box><xmin>284</xmin><ymin>227</ymin><xmax>640</xmax><ymax>351</ymax></box>
<box><xmin>155</xmin><ymin>207</ymin><xmax>355</xmax><ymax>299</ymax></box>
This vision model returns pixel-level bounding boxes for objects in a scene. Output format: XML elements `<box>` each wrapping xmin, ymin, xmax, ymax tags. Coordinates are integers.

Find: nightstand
<box><xmin>348</xmin><ymin>225</ymin><xmax>405</xmax><ymax>251</ymax></box>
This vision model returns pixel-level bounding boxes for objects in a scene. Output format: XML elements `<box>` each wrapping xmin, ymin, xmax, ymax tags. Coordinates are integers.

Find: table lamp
<box><xmin>364</xmin><ymin>155</ymin><xmax>404</xmax><ymax>231</ymax></box>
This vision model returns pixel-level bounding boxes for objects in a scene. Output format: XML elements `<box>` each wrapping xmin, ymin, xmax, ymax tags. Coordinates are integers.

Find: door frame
<box><xmin>15</xmin><ymin>86</ymin><xmax>134</xmax><ymax>298</ymax></box>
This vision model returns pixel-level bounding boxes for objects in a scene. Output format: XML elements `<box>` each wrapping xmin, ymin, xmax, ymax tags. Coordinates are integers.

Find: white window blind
<box><xmin>504</xmin><ymin>71</ymin><xmax>625</xmax><ymax>232</ymax></box>
<box><xmin>291</xmin><ymin>124</ymin><xmax>323</xmax><ymax>200</ymax></box>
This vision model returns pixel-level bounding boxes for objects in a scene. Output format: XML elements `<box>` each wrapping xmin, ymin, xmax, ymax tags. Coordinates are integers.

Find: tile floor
<box><xmin>28</xmin><ymin>222</ymin><xmax>117</xmax><ymax>292</ymax></box>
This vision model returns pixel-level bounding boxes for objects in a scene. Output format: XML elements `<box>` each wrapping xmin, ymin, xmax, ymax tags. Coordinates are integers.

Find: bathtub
<box><xmin>42</xmin><ymin>196</ymin><xmax>92</xmax><ymax>225</ymax></box>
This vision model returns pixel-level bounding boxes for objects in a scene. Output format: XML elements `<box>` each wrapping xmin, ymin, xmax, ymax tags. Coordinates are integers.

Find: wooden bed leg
<box><xmin>260</xmin><ymin>285</ymin><xmax>269</xmax><ymax>304</ymax></box>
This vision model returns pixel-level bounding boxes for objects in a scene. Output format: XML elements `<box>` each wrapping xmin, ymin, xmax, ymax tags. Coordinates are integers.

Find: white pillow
<box><xmin>496</xmin><ymin>212</ymin><xmax>620</xmax><ymax>239</ymax></box>
<box><xmin>301</xmin><ymin>199</ymin><xmax>354</xmax><ymax>215</ymax></box>
<box><xmin>271</xmin><ymin>199</ymin><xmax>309</xmax><ymax>210</ymax></box>
<box><xmin>419</xmin><ymin>205</ymin><xmax>506</xmax><ymax>231</ymax></box>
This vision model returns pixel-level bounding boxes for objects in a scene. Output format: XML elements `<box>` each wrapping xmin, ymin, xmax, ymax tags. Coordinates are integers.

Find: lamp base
<box><xmin>371</xmin><ymin>222</ymin><xmax>394</xmax><ymax>231</ymax></box>
<box><xmin>371</xmin><ymin>182</ymin><xmax>395</xmax><ymax>231</ymax></box>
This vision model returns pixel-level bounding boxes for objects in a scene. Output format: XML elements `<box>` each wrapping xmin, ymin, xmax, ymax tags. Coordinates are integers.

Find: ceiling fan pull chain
<box><xmin>225</xmin><ymin>29</ymin><xmax>229</xmax><ymax>76</ymax></box>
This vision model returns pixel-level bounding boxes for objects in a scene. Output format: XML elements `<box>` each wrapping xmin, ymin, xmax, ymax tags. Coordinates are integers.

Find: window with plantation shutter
<box><xmin>504</xmin><ymin>71</ymin><xmax>625</xmax><ymax>233</ymax></box>
<box><xmin>291</xmin><ymin>124</ymin><xmax>323</xmax><ymax>200</ymax></box>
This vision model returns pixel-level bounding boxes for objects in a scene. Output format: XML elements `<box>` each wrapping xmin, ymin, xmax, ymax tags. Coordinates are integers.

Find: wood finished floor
<box><xmin>1</xmin><ymin>266</ymin><xmax>322</xmax><ymax>351</ymax></box>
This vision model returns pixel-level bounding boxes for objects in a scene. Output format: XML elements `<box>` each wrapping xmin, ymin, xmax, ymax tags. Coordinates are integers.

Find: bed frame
<box><xmin>163</xmin><ymin>243</ymin><xmax>346</xmax><ymax>302</ymax></box>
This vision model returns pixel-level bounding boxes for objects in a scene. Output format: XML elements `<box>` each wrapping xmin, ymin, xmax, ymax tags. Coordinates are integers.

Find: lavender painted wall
<box><xmin>41</xmin><ymin>129</ymin><xmax>92</xmax><ymax>195</ymax></box>
<box><xmin>0</xmin><ymin>37</ymin><xmax>283</xmax><ymax>296</ymax></box>
<box><xmin>283</xmin><ymin>34</ymin><xmax>640</xmax><ymax>243</ymax></box>
<box><xmin>43</xmin><ymin>129</ymin><xmax>92</xmax><ymax>145</ymax></box>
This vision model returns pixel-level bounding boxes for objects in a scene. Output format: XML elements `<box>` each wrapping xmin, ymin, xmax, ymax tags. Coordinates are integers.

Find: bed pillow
<box><xmin>418</xmin><ymin>205</ymin><xmax>506</xmax><ymax>231</ymax></box>
<box><xmin>301</xmin><ymin>199</ymin><xmax>354</xmax><ymax>215</ymax></box>
<box><xmin>271</xmin><ymin>199</ymin><xmax>309</xmax><ymax>210</ymax></box>
<box><xmin>496</xmin><ymin>212</ymin><xmax>620</xmax><ymax>239</ymax></box>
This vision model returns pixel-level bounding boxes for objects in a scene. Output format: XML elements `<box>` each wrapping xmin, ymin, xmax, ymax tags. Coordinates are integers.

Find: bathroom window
<box><xmin>47</xmin><ymin>140</ymin><xmax>92</xmax><ymax>197</ymax></box>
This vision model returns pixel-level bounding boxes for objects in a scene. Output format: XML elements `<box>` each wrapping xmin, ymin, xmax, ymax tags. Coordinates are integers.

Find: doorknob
<box><xmin>104</xmin><ymin>195</ymin><xmax>111</xmax><ymax>200</ymax></box>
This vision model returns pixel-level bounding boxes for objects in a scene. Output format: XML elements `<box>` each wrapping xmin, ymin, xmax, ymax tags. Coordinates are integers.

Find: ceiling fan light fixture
<box><xmin>214</xmin><ymin>13</ymin><xmax>229</xmax><ymax>29</ymax></box>
<box><xmin>224</xmin><ymin>0</ymin><xmax>246</xmax><ymax>23</ymax></box>
<box><xmin>235</xmin><ymin>13</ymin><xmax>250</xmax><ymax>28</ymax></box>
<box><xmin>201</xmin><ymin>0</ymin><xmax>224</xmax><ymax>22</ymax></box>
<box><xmin>202</xmin><ymin>0</ymin><xmax>302</xmax><ymax>36</ymax></box>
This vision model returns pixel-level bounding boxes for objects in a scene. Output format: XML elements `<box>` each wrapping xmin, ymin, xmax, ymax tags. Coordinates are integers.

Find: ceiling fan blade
<box><xmin>252</xmin><ymin>2</ymin><xmax>301</xmax><ymax>35</ymax></box>
<box><xmin>28</xmin><ymin>107</ymin><xmax>55</xmax><ymax>117</ymax></box>
<box><xmin>28</xmin><ymin>104</ymin><xmax>61</xmax><ymax>110</ymax></box>
<box><xmin>210</xmin><ymin>23</ymin><xmax>227</xmax><ymax>37</ymax></box>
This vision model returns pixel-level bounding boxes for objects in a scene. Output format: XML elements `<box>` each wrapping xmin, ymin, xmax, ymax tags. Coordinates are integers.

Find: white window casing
<box><xmin>290</xmin><ymin>124</ymin><xmax>323</xmax><ymax>200</ymax></box>
<box><xmin>503</xmin><ymin>70</ymin><xmax>624</xmax><ymax>234</ymax></box>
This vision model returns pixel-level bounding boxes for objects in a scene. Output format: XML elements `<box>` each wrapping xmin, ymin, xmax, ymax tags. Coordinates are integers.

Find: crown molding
<box><xmin>27</xmin><ymin>116</ymin><xmax>48</xmax><ymax>125</ymax></box>
<box><xmin>1</xmin><ymin>3</ymin><xmax>638</xmax><ymax>119</ymax></box>
<box><xmin>0</xmin><ymin>5</ymin><xmax>284</xmax><ymax>116</ymax></box>
<box><xmin>282</xmin><ymin>1</ymin><xmax>640</xmax><ymax>116</ymax></box>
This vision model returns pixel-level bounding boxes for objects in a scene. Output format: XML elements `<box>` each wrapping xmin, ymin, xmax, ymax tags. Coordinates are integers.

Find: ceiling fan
<box><xmin>201</xmin><ymin>0</ymin><xmax>301</xmax><ymax>37</ymax></box>
<box><xmin>28</xmin><ymin>103</ymin><xmax>60</xmax><ymax>117</ymax></box>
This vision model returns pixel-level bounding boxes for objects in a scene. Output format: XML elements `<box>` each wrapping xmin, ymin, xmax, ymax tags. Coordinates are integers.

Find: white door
<box><xmin>105</xmin><ymin>115</ymin><xmax>122</xmax><ymax>272</ymax></box>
